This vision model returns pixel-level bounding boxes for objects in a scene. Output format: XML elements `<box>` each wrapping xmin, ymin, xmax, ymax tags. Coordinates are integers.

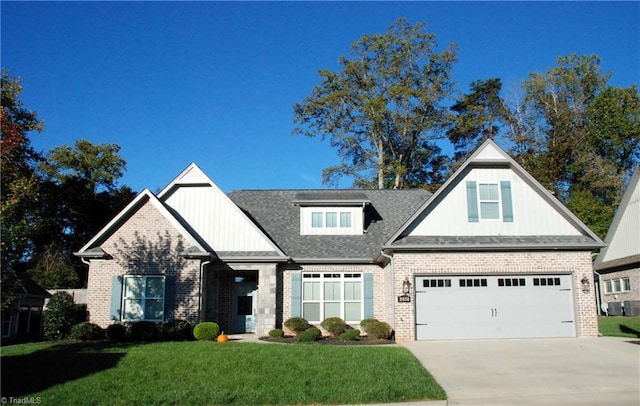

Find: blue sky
<box><xmin>2</xmin><ymin>1</ymin><xmax>638</xmax><ymax>193</ymax></box>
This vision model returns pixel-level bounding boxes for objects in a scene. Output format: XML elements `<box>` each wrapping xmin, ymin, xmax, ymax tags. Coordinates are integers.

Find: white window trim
<box><xmin>301</xmin><ymin>273</ymin><xmax>363</xmax><ymax>323</ymax></box>
<box><xmin>121</xmin><ymin>275</ymin><xmax>166</xmax><ymax>322</ymax></box>
<box><xmin>603</xmin><ymin>277</ymin><xmax>631</xmax><ymax>294</ymax></box>
<box><xmin>301</xmin><ymin>207</ymin><xmax>362</xmax><ymax>235</ymax></box>
<box><xmin>477</xmin><ymin>182</ymin><xmax>502</xmax><ymax>221</ymax></box>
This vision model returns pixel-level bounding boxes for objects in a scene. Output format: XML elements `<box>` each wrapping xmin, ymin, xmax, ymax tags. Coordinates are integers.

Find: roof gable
<box><xmin>595</xmin><ymin>165</ymin><xmax>640</xmax><ymax>267</ymax></box>
<box><xmin>158</xmin><ymin>163</ymin><xmax>287</xmax><ymax>259</ymax></box>
<box><xmin>386</xmin><ymin>139</ymin><xmax>604</xmax><ymax>250</ymax></box>
<box><xmin>75</xmin><ymin>189</ymin><xmax>208</xmax><ymax>257</ymax></box>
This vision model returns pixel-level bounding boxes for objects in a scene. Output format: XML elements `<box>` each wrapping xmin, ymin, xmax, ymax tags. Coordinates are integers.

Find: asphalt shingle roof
<box><xmin>228</xmin><ymin>189</ymin><xmax>432</xmax><ymax>261</ymax></box>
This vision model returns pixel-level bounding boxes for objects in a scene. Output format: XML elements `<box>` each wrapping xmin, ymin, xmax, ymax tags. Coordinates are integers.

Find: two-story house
<box><xmin>76</xmin><ymin>140</ymin><xmax>604</xmax><ymax>341</ymax></box>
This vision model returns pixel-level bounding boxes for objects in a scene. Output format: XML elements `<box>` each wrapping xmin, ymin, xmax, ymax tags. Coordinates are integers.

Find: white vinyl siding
<box><xmin>409</xmin><ymin>168</ymin><xmax>582</xmax><ymax>236</ymax></box>
<box><xmin>122</xmin><ymin>275</ymin><xmax>165</xmax><ymax>321</ymax></box>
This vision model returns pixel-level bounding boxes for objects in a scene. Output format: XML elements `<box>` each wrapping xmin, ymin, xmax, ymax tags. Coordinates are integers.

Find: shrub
<box><xmin>284</xmin><ymin>317</ymin><xmax>311</xmax><ymax>335</ymax></box>
<box><xmin>297</xmin><ymin>327</ymin><xmax>321</xmax><ymax>342</ymax></box>
<box><xmin>128</xmin><ymin>321</ymin><xmax>159</xmax><ymax>342</ymax></box>
<box><xmin>106</xmin><ymin>324</ymin><xmax>127</xmax><ymax>341</ymax></box>
<box><xmin>162</xmin><ymin>319</ymin><xmax>193</xmax><ymax>341</ymax></box>
<box><xmin>70</xmin><ymin>322</ymin><xmax>105</xmax><ymax>341</ymax></box>
<box><xmin>339</xmin><ymin>328</ymin><xmax>361</xmax><ymax>341</ymax></box>
<box><xmin>359</xmin><ymin>318</ymin><xmax>379</xmax><ymax>332</ymax></box>
<box><xmin>321</xmin><ymin>317</ymin><xmax>347</xmax><ymax>337</ymax></box>
<box><xmin>365</xmin><ymin>320</ymin><xmax>393</xmax><ymax>339</ymax></box>
<box><xmin>268</xmin><ymin>328</ymin><xmax>284</xmax><ymax>338</ymax></box>
<box><xmin>193</xmin><ymin>322</ymin><xmax>220</xmax><ymax>341</ymax></box>
<box><xmin>43</xmin><ymin>292</ymin><xmax>84</xmax><ymax>340</ymax></box>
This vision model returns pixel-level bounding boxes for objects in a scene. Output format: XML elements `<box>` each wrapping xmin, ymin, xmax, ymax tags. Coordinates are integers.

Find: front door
<box><xmin>232</xmin><ymin>272</ymin><xmax>258</xmax><ymax>333</ymax></box>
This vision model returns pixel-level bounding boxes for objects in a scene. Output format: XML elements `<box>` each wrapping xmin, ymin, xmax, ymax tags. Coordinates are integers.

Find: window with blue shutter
<box><xmin>110</xmin><ymin>276</ymin><xmax>123</xmax><ymax>321</ymax></box>
<box><xmin>500</xmin><ymin>181</ymin><xmax>513</xmax><ymax>222</ymax></box>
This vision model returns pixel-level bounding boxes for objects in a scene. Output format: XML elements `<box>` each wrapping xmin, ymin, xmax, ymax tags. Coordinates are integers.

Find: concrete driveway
<box><xmin>402</xmin><ymin>337</ymin><xmax>639</xmax><ymax>405</ymax></box>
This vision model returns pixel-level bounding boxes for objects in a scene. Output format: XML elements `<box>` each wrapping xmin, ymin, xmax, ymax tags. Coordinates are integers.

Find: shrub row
<box><xmin>69</xmin><ymin>320</ymin><xmax>196</xmax><ymax>342</ymax></box>
<box><xmin>280</xmin><ymin>317</ymin><xmax>393</xmax><ymax>341</ymax></box>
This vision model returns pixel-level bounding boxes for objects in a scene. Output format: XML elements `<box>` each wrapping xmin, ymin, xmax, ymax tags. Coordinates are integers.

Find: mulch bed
<box><xmin>259</xmin><ymin>335</ymin><xmax>395</xmax><ymax>345</ymax></box>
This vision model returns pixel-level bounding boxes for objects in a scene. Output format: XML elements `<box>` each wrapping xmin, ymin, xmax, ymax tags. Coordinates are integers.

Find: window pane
<box><xmin>604</xmin><ymin>280</ymin><xmax>611</xmax><ymax>293</ymax></box>
<box><xmin>123</xmin><ymin>299</ymin><xmax>143</xmax><ymax>320</ymax></box>
<box><xmin>124</xmin><ymin>277</ymin><xmax>143</xmax><ymax>298</ymax></box>
<box><xmin>613</xmin><ymin>279</ymin><xmax>621</xmax><ymax>292</ymax></box>
<box><xmin>303</xmin><ymin>282</ymin><xmax>320</xmax><ymax>300</ymax></box>
<box><xmin>145</xmin><ymin>299</ymin><xmax>164</xmax><ymax>320</ymax></box>
<box><xmin>312</xmin><ymin>212</ymin><xmax>323</xmax><ymax>228</ymax></box>
<box><xmin>303</xmin><ymin>303</ymin><xmax>320</xmax><ymax>321</ymax></box>
<box><xmin>324</xmin><ymin>302</ymin><xmax>340</xmax><ymax>318</ymax></box>
<box><xmin>480</xmin><ymin>184</ymin><xmax>499</xmax><ymax>200</ymax></box>
<box><xmin>340</xmin><ymin>212</ymin><xmax>352</xmax><ymax>228</ymax></box>
<box><xmin>623</xmin><ymin>278</ymin><xmax>631</xmax><ymax>291</ymax></box>
<box><xmin>324</xmin><ymin>282</ymin><xmax>341</xmax><ymax>300</ymax></box>
<box><xmin>344</xmin><ymin>281</ymin><xmax>361</xmax><ymax>300</ymax></box>
<box><xmin>345</xmin><ymin>302</ymin><xmax>361</xmax><ymax>321</ymax></box>
<box><xmin>326</xmin><ymin>212</ymin><xmax>337</xmax><ymax>228</ymax></box>
<box><xmin>146</xmin><ymin>277</ymin><xmax>164</xmax><ymax>298</ymax></box>
<box><xmin>480</xmin><ymin>202</ymin><xmax>500</xmax><ymax>219</ymax></box>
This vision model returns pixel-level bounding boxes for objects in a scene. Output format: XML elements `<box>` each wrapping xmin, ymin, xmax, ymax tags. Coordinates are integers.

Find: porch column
<box><xmin>256</xmin><ymin>263</ymin><xmax>277</xmax><ymax>336</ymax></box>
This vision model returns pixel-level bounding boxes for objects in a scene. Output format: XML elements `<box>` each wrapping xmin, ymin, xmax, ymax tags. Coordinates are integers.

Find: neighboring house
<box><xmin>594</xmin><ymin>165</ymin><xmax>640</xmax><ymax>316</ymax></box>
<box><xmin>1</xmin><ymin>276</ymin><xmax>51</xmax><ymax>343</ymax></box>
<box><xmin>75</xmin><ymin>140</ymin><xmax>604</xmax><ymax>341</ymax></box>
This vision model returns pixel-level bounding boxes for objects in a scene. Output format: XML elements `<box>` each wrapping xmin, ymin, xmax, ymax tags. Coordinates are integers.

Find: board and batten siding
<box><xmin>408</xmin><ymin>168</ymin><xmax>581</xmax><ymax>237</ymax></box>
<box><xmin>601</xmin><ymin>182</ymin><xmax>640</xmax><ymax>262</ymax></box>
<box><xmin>164</xmin><ymin>185</ymin><xmax>277</xmax><ymax>252</ymax></box>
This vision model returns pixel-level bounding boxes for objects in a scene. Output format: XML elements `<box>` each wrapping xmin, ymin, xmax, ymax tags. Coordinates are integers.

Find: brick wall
<box><xmin>86</xmin><ymin>201</ymin><xmax>201</xmax><ymax>327</ymax></box>
<box><xmin>600</xmin><ymin>266</ymin><xmax>640</xmax><ymax>305</ymax></box>
<box><xmin>392</xmin><ymin>251</ymin><xmax>598</xmax><ymax>342</ymax></box>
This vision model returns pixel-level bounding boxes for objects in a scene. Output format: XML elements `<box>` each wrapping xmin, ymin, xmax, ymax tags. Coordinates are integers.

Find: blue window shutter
<box><xmin>466</xmin><ymin>181</ymin><xmax>479</xmax><ymax>222</ymax></box>
<box><xmin>164</xmin><ymin>275</ymin><xmax>176</xmax><ymax>321</ymax></box>
<box><xmin>110</xmin><ymin>276</ymin><xmax>123</xmax><ymax>321</ymax></box>
<box><xmin>501</xmin><ymin>181</ymin><xmax>513</xmax><ymax>222</ymax></box>
<box><xmin>363</xmin><ymin>273</ymin><xmax>374</xmax><ymax>319</ymax></box>
<box><xmin>291</xmin><ymin>273</ymin><xmax>302</xmax><ymax>317</ymax></box>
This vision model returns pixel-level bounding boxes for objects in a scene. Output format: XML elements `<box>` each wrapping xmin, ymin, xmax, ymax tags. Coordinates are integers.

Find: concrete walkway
<box><xmin>401</xmin><ymin>337</ymin><xmax>640</xmax><ymax>405</ymax></box>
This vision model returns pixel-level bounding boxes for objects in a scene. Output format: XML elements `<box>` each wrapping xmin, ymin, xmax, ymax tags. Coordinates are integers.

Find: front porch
<box><xmin>201</xmin><ymin>262</ymin><xmax>279</xmax><ymax>336</ymax></box>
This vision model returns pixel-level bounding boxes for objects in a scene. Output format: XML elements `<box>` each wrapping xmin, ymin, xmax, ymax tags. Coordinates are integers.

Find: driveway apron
<box><xmin>402</xmin><ymin>337</ymin><xmax>639</xmax><ymax>406</ymax></box>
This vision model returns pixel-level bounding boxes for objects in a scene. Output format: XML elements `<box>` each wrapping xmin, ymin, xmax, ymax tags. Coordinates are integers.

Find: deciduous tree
<box><xmin>294</xmin><ymin>18</ymin><xmax>457</xmax><ymax>189</ymax></box>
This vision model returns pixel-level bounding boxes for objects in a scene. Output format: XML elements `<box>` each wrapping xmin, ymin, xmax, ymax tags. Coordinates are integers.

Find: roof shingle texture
<box><xmin>228</xmin><ymin>189</ymin><xmax>432</xmax><ymax>260</ymax></box>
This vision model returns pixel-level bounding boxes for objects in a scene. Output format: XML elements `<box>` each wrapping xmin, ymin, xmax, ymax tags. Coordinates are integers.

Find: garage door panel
<box><xmin>415</xmin><ymin>275</ymin><xmax>576</xmax><ymax>340</ymax></box>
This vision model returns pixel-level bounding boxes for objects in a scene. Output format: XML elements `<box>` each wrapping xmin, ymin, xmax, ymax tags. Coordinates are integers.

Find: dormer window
<box><xmin>294</xmin><ymin>192</ymin><xmax>368</xmax><ymax>235</ymax></box>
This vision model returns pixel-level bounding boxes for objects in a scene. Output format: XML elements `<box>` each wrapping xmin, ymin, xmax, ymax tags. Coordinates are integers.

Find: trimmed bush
<box><xmin>339</xmin><ymin>329</ymin><xmax>361</xmax><ymax>341</ymax></box>
<box><xmin>128</xmin><ymin>321</ymin><xmax>159</xmax><ymax>342</ymax></box>
<box><xmin>106</xmin><ymin>324</ymin><xmax>127</xmax><ymax>341</ymax></box>
<box><xmin>365</xmin><ymin>320</ymin><xmax>393</xmax><ymax>339</ymax></box>
<box><xmin>70</xmin><ymin>322</ymin><xmax>105</xmax><ymax>341</ymax></box>
<box><xmin>43</xmin><ymin>292</ymin><xmax>84</xmax><ymax>340</ymax></box>
<box><xmin>268</xmin><ymin>328</ymin><xmax>284</xmax><ymax>338</ymax></box>
<box><xmin>297</xmin><ymin>327</ymin><xmax>321</xmax><ymax>342</ymax></box>
<box><xmin>284</xmin><ymin>317</ymin><xmax>311</xmax><ymax>335</ymax></box>
<box><xmin>193</xmin><ymin>322</ymin><xmax>220</xmax><ymax>341</ymax></box>
<box><xmin>162</xmin><ymin>320</ymin><xmax>193</xmax><ymax>341</ymax></box>
<box><xmin>359</xmin><ymin>318</ymin><xmax>379</xmax><ymax>332</ymax></box>
<box><xmin>321</xmin><ymin>317</ymin><xmax>347</xmax><ymax>337</ymax></box>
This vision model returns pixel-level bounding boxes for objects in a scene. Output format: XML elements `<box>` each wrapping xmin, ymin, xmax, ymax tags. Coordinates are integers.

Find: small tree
<box><xmin>43</xmin><ymin>291</ymin><xmax>85</xmax><ymax>340</ymax></box>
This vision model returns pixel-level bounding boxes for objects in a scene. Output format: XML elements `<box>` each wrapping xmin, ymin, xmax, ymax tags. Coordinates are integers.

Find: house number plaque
<box><xmin>397</xmin><ymin>295</ymin><xmax>411</xmax><ymax>303</ymax></box>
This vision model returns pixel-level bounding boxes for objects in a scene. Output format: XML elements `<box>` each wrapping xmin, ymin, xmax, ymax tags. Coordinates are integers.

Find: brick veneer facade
<box><xmin>600</xmin><ymin>266</ymin><xmax>640</xmax><ymax>305</ymax></box>
<box><xmin>391</xmin><ymin>251</ymin><xmax>598</xmax><ymax>342</ymax></box>
<box><xmin>86</xmin><ymin>201</ymin><xmax>201</xmax><ymax>327</ymax></box>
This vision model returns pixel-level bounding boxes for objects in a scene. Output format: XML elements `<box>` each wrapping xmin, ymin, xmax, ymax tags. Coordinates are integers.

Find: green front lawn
<box><xmin>1</xmin><ymin>341</ymin><xmax>446</xmax><ymax>405</ymax></box>
<box><xmin>598</xmin><ymin>316</ymin><xmax>640</xmax><ymax>338</ymax></box>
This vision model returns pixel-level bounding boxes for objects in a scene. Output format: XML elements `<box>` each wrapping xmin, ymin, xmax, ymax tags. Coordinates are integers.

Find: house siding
<box><xmin>392</xmin><ymin>251</ymin><xmax>598</xmax><ymax>342</ymax></box>
<box><xmin>600</xmin><ymin>266</ymin><xmax>640</xmax><ymax>304</ymax></box>
<box><xmin>86</xmin><ymin>201</ymin><xmax>201</xmax><ymax>328</ymax></box>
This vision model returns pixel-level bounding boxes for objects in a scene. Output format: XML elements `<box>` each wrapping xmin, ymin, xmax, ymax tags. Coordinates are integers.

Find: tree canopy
<box><xmin>294</xmin><ymin>18</ymin><xmax>457</xmax><ymax>189</ymax></box>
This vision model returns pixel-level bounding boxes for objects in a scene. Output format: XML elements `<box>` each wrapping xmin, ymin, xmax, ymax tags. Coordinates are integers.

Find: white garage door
<box><xmin>415</xmin><ymin>275</ymin><xmax>576</xmax><ymax>340</ymax></box>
